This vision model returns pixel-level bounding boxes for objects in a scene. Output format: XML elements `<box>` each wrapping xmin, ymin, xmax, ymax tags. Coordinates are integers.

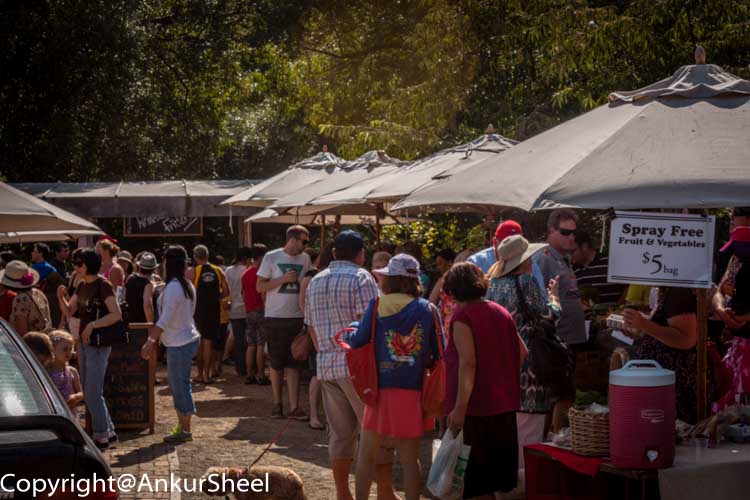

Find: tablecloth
<box><xmin>525</xmin><ymin>444</ymin><xmax>605</xmax><ymax>476</ymax></box>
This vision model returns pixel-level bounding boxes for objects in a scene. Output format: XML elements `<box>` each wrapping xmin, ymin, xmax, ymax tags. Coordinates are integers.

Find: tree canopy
<box><xmin>2</xmin><ymin>0</ymin><xmax>749</xmax><ymax>182</ymax></box>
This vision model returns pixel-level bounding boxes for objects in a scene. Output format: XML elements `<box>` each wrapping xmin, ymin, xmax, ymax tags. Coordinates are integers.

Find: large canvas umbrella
<box><xmin>0</xmin><ymin>182</ymin><xmax>103</xmax><ymax>234</ymax></box>
<box><xmin>222</xmin><ymin>149</ymin><xmax>347</xmax><ymax>208</ymax></box>
<box><xmin>268</xmin><ymin>150</ymin><xmax>406</xmax><ymax>216</ymax></box>
<box><xmin>392</xmin><ymin>62</ymin><xmax>750</xmax><ymax>213</ymax></box>
<box><xmin>311</xmin><ymin>131</ymin><xmax>517</xmax><ymax>211</ymax></box>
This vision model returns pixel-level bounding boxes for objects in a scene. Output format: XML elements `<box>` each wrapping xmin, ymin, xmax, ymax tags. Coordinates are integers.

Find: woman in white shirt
<box><xmin>141</xmin><ymin>245</ymin><xmax>200</xmax><ymax>443</ymax></box>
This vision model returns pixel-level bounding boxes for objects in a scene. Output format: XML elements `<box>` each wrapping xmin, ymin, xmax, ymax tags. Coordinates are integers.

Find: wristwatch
<box><xmin>146</xmin><ymin>337</ymin><xmax>156</xmax><ymax>344</ymax></box>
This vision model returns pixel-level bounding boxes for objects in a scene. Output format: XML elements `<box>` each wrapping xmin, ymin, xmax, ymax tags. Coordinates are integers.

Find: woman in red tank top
<box><xmin>443</xmin><ymin>262</ymin><xmax>527</xmax><ymax>499</ymax></box>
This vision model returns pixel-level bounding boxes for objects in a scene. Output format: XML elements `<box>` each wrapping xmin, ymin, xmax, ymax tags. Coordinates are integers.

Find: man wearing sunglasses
<box><xmin>532</xmin><ymin>209</ymin><xmax>586</xmax><ymax>431</ymax></box>
<box><xmin>257</xmin><ymin>225</ymin><xmax>312</xmax><ymax>420</ymax></box>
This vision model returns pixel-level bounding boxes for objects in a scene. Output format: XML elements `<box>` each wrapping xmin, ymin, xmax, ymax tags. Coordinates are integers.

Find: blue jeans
<box><xmin>79</xmin><ymin>343</ymin><xmax>115</xmax><ymax>440</ymax></box>
<box><xmin>166</xmin><ymin>340</ymin><xmax>200</xmax><ymax>417</ymax></box>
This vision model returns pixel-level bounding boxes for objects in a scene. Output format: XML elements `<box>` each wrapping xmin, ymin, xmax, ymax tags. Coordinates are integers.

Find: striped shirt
<box><xmin>574</xmin><ymin>254</ymin><xmax>625</xmax><ymax>305</ymax></box>
<box><xmin>304</xmin><ymin>261</ymin><xmax>379</xmax><ymax>381</ymax></box>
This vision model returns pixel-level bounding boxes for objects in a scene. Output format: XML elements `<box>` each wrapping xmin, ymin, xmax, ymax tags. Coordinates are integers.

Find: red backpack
<box><xmin>335</xmin><ymin>298</ymin><xmax>379</xmax><ymax>406</ymax></box>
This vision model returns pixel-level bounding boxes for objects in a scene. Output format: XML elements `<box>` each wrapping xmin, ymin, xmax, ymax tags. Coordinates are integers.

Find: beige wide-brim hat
<box><xmin>0</xmin><ymin>260</ymin><xmax>41</xmax><ymax>290</ymax></box>
<box><xmin>488</xmin><ymin>235</ymin><xmax>548</xmax><ymax>279</ymax></box>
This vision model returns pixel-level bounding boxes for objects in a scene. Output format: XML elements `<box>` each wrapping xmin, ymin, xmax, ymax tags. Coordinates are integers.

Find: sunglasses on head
<box><xmin>558</xmin><ymin>228</ymin><xmax>576</xmax><ymax>237</ymax></box>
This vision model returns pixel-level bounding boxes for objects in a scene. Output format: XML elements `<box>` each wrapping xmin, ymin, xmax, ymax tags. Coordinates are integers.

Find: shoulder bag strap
<box><xmin>369</xmin><ymin>297</ymin><xmax>379</xmax><ymax>343</ymax></box>
<box><xmin>429</xmin><ymin>303</ymin><xmax>444</xmax><ymax>359</ymax></box>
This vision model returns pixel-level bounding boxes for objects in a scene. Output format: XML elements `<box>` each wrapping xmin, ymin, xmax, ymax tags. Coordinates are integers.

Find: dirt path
<box><xmin>107</xmin><ymin>366</ymin><xmax>441</xmax><ymax>499</ymax></box>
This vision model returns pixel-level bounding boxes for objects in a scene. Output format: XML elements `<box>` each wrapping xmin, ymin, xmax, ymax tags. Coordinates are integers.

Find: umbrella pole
<box><xmin>696</xmin><ymin>288</ymin><xmax>708</xmax><ymax>422</ymax></box>
<box><xmin>321</xmin><ymin>215</ymin><xmax>327</xmax><ymax>248</ymax></box>
<box><xmin>375</xmin><ymin>204</ymin><xmax>382</xmax><ymax>250</ymax></box>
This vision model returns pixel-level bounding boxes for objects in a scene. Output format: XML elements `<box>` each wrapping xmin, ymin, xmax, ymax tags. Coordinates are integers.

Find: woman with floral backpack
<box><xmin>347</xmin><ymin>254</ymin><xmax>444</xmax><ymax>500</ymax></box>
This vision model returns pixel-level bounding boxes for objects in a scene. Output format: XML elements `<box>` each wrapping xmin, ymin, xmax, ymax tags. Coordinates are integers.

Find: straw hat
<box><xmin>0</xmin><ymin>260</ymin><xmax>41</xmax><ymax>290</ymax></box>
<box><xmin>488</xmin><ymin>235</ymin><xmax>548</xmax><ymax>278</ymax></box>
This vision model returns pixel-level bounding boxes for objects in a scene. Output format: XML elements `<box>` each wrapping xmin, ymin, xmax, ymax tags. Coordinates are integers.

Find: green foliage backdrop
<box><xmin>2</xmin><ymin>0</ymin><xmax>750</xmax><ymax>182</ymax></box>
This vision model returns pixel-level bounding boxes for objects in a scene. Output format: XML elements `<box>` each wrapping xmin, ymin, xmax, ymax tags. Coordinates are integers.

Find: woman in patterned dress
<box><xmin>485</xmin><ymin>236</ymin><xmax>560</xmax><ymax>468</ymax></box>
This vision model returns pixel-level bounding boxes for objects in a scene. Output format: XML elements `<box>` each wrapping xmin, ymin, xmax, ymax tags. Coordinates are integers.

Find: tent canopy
<box><xmin>0</xmin><ymin>182</ymin><xmax>103</xmax><ymax>235</ymax></box>
<box><xmin>11</xmin><ymin>180</ymin><xmax>259</xmax><ymax>217</ymax></box>
<box><xmin>392</xmin><ymin>63</ymin><xmax>750</xmax><ymax>213</ymax></box>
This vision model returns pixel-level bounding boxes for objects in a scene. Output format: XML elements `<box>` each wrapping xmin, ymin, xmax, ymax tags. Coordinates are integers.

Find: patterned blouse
<box><xmin>10</xmin><ymin>288</ymin><xmax>52</xmax><ymax>333</ymax></box>
<box><xmin>486</xmin><ymin>273</ymin><xmax>560</xmax><ymax>413</ymax></box>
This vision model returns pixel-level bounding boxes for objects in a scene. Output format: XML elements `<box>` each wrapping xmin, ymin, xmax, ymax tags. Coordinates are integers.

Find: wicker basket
<box><xmin>568</xmin><ymin>407</ymin><xmax>610</xmax><ymax>457</ymax></box>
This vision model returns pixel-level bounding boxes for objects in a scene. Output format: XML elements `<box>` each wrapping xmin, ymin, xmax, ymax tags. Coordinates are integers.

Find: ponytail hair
<box><xmin>164</xmin><ymin>245</ymin><xmax>193</xmax><ymax>300</ymax></box>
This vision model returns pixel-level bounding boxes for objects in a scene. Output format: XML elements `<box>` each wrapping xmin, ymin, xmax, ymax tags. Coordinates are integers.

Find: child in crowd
<box><xmin>22</xmin><ymin>331</ymin><xmax>53</xmax><ymax>367</ymax></box>
<box><xmin>47</xmin><ymin>330</ymin><xmax>84</xmax><ymax>410</ymax></box>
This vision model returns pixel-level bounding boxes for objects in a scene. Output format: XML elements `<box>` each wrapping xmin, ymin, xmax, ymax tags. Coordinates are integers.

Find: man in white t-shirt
<box><xmin>257</xmin><ymin>225</ymin><xmax>311</xmax><ymax>419</ymax></box>
<box><xmin>224</xmin><ymin>247</ymin><xmax>252</xmax><ymax>376</ymax></box>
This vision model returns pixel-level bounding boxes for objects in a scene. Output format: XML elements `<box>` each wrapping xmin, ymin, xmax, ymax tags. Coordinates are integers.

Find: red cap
<box><xmin>720</xmin><ymin>226</ymin><xmax>750</xmax><ymax>253</ymax></box>
<box><xmin>495</xmin><ymin>220</ymin><xmax>523</xmax><ymax>242</ymax></box>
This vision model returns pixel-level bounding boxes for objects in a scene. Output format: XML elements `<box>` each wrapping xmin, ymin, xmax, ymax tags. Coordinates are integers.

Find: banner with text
<box><xmin>608</xmin><ymin>211</ymin><xmax>715</xmax><ymax>289</ymax></box>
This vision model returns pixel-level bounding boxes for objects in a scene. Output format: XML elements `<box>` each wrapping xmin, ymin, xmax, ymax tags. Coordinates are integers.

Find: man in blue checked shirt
<box><xmin>304</xmin><ymin>230</ymin><xmax>399</xmax><ymax>500</ymax></box>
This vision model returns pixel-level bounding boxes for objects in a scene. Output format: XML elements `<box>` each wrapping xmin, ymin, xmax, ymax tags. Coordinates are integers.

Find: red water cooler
<box><xmin>609</xmin><ymin>360</ymin><xmax>676</xmax><ymax>469</ymax></box>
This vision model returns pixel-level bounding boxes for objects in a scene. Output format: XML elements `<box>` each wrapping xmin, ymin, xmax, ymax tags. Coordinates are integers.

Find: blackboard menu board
<box><xmin>124</xmin><ymin>216</ymin><xmax>203</xmax><ymax>237</ymax></box>
<box><xmin>102</xmin><ymin>329</ymin><xmax>155</xmax><ymax>432</ymax></box>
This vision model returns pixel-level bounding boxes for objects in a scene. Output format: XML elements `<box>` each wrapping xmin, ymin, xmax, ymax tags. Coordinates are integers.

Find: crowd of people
<box><xmin>1</xmin><ymin>206</ymin><xmax>749</xmax><ymax>499</ymax></box>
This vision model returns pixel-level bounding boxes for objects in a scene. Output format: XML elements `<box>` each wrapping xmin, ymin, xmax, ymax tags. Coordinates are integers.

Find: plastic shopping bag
<box><xmin>427</xmin><ymin>430</ymin><xmax>472</xmax><ymax>500</ymax></box>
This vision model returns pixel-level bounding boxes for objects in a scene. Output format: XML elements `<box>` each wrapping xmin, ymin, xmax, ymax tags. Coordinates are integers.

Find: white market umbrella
<box><xmin>312</xmin><ymin>131</ymin><xmax>517</xmax><ymax>211</ymax></box>
<box><xmin>222</xmin><ymin>149</ymin><xmax>347</xmax><ymax>208</ymax></box>
<box><xmin>268</xmin><ymin>150</ymin><xmax>407</xmax><ymax>216</ymax></box>
<box><xmin>0</xmin><ymin>182</ymin><xmax>103</xmax><ymax>234</ymax></box>
<box><xmin>392</xmin><ymin>61</ymin><xmax>750</xmax><ymax>213</ymax></box>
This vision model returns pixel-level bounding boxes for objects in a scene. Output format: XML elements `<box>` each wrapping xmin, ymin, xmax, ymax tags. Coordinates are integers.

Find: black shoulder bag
<box><xmin>89</xmin><ymin>278</ymin><xmax>129</xmax><ymax>347</ymax></box>
<box><xmin>513</xmin><ymin>275</ymin><xmax>573</xmax><ymax>394</ymax></box>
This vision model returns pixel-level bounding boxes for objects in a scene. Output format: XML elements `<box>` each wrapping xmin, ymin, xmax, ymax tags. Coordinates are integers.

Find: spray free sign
<box><xmin>608</xmin><ymin>211</ymin><xmax>715</xmax><ymax>289</ymax></box>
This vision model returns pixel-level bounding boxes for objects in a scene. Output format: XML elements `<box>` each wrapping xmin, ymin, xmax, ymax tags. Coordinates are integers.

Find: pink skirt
<box><xmin>362</xmin><ymin>388</ymin><xmax>435</xmax><ymax>439</ymax></box>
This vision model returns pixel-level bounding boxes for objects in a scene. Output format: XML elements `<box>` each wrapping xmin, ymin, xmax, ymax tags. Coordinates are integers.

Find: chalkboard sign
<box><xmin>102</xmin><ymin>328</ymin><xmax>155</xmax><ymax>432</ymax></box>
<box><xmin>123</xmin><ymin>216</ymin><xmax>203</xmax><ymax>237</ymax></box>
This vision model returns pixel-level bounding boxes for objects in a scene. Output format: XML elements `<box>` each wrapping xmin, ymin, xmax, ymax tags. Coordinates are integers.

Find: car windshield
<box><xmin>0</xmin><ymin>329</ymin><xmax>52</xmax><ymax>417</ymax></box>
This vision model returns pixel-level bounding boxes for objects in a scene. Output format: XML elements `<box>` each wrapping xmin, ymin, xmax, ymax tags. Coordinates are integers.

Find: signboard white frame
<box><xmin>607</xmin><ymin>211</ymin><xmax>715</xmax><ymax>289</ymax></box>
